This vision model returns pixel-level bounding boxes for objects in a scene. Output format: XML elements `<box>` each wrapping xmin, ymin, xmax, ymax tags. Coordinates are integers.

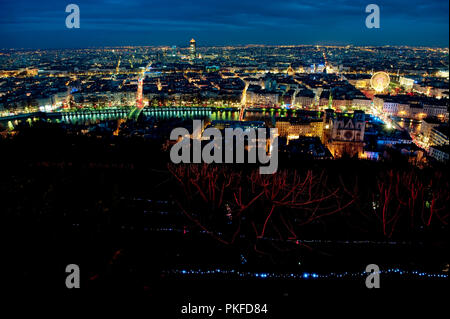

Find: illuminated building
<box><xmin>275</xmin><ymin>117</ymin><xmax>324</xmax><ymax>142</ymax></box>
<box><xmin>351</xmin><ymin>98</ymin><xmax>371</xmax><ymax>111</ymax></box>
<box><xmin>324</xmin><ymin>110</ymin><xmax>366</xmax><ymax>158</ymax></box>
<box><xmin>189</xmin><ymin>38</ymin><xmax>196</xmax><ymax>60</ymax></box>
<box><xmin>420</xmin><ymin>118</ymin><xmax>441</xmax><ymax>145</ymax></box>
<box><xmin>245</xmin><ymin>89</ymin><xmax>279</xmax><ymax>107</ymax></box>
<box><xmin>436</xmin><ymin>69</ymin><xmax>449</xmax><ymax>78</ymax></box>
<box><xmin>374</xmin><ymin>95</ymin><xmax>449</xmax><ymax>120</ymax></box>
<box><xmin>423</xmin><ymin>122</ymin><xmax>449</xmax><ymax>147</ymax></box>
<box><xmin>286</xmin><ymin>65</ymin><xmax>295</xmax><ymax>76</ymax></box>
<box><xmin>399</xmin><ymin>77</ymin><xmax>415</xmax><ymax>91</ymax></box>
<box><xmin>428</xmin><ymin>145</ymin><xmax>449</xmax><ymax>163</ymax></box>
<box><xmin>330</xmin><ymin>110</ymin><xmax>365</xmax><ymax>142</ymax></box>
<box><xmin>171</xmin><ymin>45</ymin><xmax>177</xmax><ymax>57</ymax></box>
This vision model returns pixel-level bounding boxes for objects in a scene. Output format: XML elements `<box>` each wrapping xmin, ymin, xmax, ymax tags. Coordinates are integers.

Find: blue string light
<box><xmin>167</xmin><ymin>268</ymin><xmax>448</xmax><ymax>280</ymax></box>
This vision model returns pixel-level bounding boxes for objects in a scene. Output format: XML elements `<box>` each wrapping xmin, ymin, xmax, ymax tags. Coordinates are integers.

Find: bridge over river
<box><xmin>1</xmin><ymin>106</ymin><xmax>324</xmax><ymax>127</ymax></box>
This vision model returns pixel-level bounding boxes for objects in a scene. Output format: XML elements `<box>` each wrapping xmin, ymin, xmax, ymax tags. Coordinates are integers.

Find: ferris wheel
<box><xmin>370</xmin><ymin>71</ymin><xmax>390</xmax><ymax>92</ymax></box>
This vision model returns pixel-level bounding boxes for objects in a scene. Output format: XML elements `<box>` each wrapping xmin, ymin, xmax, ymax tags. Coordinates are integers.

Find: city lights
<box><xmin>0</xmin><ymin>0</ymin><xmax>448</xmax><ymax>308</ymax></box>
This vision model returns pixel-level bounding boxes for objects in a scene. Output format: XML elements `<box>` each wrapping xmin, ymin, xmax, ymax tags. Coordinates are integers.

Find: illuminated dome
<box><xmin>370</xmin><ymin>71</ymin><xmax>390</xmax><ymax>92</ymax></box>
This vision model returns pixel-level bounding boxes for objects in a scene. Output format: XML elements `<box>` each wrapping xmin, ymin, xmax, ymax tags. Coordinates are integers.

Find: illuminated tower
<box><xmin>136</xmin><ymin>78</ymin><xmax>144</xmax><ymax>109</ymax></box>
<box><xmin>171</xmin><ymin>45</ymin><xmax>177</xmax><ymax>57</ymax></box>
<box><xmin>328</xmin><ymin>91</ymin><xmax>333</xmax><ymax>109</ymax></box>
<box><xmin>287</xmin><ymin>65</ymin><xmax>295</xmax><ymax>76</ymax></box>
<box><xmin>136</xmin><ymin>68</ymin><xmax>145</xmax><ymax>109</ymax></box>
<box><xmin>189</xmin><ymin>38</ymin><xmax>196</xmax><ymax>59</ymax></box>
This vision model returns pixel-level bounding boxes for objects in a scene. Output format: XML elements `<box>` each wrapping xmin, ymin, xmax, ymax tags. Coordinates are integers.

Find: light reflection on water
<box><xmin>395</xmin><ymin>117</ymin><xmax>422</xmax><ymax>134</ymax></box>
<box><xmin>62</xmin><ymin>108</ymin><xmax>318</xmax><ymax>124</ymax></box>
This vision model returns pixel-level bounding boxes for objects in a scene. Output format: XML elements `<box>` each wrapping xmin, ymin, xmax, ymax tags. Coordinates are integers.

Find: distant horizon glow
<box><xmin>1</xmin><ymin>43</ymin><xmax>449</xmax><ymax>50</ymax></box>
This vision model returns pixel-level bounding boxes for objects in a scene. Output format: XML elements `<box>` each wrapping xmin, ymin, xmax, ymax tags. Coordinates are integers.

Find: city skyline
<box><xmin>1</xmin><ymin>3</ymin><xmax>448</xmax><ymax>304</ymax></box>
<box><xmin>0</xmin><ymin>0</ymin><xmax>448</xmax><ymax>49</ymax></box>
<box><xmin>1</xmin><ymin>0</ymin><xmax>449</xmax><ymax>308</ymax></box>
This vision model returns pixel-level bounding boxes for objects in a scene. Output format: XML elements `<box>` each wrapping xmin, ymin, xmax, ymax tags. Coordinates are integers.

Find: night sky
<box><xmin>0</xmin><ymin>0</ymin><xmax>448</xmax><ymax>48</ymax></box>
